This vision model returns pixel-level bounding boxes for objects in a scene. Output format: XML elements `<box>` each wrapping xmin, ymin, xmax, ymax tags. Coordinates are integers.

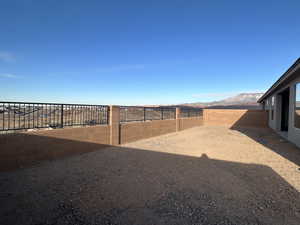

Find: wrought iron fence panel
<box><xmin>120</xmin><ymin>106</ymin><xmax>145</xmax><ymax>122</ymax></box>
<box><xmin>0</xmin><ymin>102</ymin><xmax>109</xmax><ymax>131</ymax></box>
<box><xmin>120</xmin><ymin>106</ymin><xmax>176</xmax><ymax>123</ymax></box>
<box><xmin>180</xmin><ymin>108</ymin><xmax>203</xmax><ymax>118</ymax></box>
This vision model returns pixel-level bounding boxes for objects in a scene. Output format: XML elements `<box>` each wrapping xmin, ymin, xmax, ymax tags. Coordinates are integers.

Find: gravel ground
<box><xmin>1</xmin><ymin>126</ymin><xmax>300</xmax><ymax>225</ymax></box>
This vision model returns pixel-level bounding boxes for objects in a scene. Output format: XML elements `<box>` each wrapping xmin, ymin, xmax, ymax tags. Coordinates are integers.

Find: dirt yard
<box><xmin>1</xmin><ymin>126</ymin><xmax>300</xmax><ymax>225</ymax></box>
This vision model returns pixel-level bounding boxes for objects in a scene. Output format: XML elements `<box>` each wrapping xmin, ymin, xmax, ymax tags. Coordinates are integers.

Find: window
<box><xmin>295</xmin><ymin>83</ymin><xmax>300</xmax><ymax>128</ymax></box>
<box><xmin>266</xmin><ymin>99</ymin><xmax>269</xmax><ymax>111</ymax></box>
<box><xmin>264</xmin><ymin>100</ymin><xmax>267</xmax><ymax>111</ymax></box>
<box><xmin>271</xmin><ymin>96</ymin><xmax>275</xmax><ymax>120</ymax></box>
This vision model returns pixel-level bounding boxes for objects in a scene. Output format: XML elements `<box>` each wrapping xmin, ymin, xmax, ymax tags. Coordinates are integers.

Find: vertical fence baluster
<box><xmin>71</xmin><ymin>105</ymin><xmax>73</xmax><ymax>126</ymax></box>
<box><xmin>56</xmin><ymin>105</ymin><xmax>58</xmax><ymax>127</ymax></box>
<box><xmin>48</xmin><ymin>104</ymin><xmax>50</xmax><ymax>127</ymax></box>
<box><xmin>61</xmin><ymin>104</ymin><xmax>64</xmax><ymax>128</ymax></box>
<box><xmin>89</xmin><ymin>106</ymin><xmax>91</xmax><ymax>124</ymax></box>
<box><xmin>45</xmin><ymin>104</ymin><xmax>48</xmax><ymax>127</ymax></box>
<box><xmin>29</xmin><ymin>104</ymin><xmax>31</xmax><ymax>128</ymax></box>
<box><xmin>8</xmin><ymin>103</ymin><xmax>10</xmax><ymax>130</ymax></box>
<box><xmin>2</xmin><ymin>103</ymin><xmax>4</xmax><ymax>130</ymax></box>
<box><xmin>18</xmin><ymin>103</ymin><xmax>21</xmax><ymax>129</ymax></box>
<box><xmin>83</xmin><ymin>106</ymin><xmax>85</xmax><ymax>125</ymax></box>
<box><xmin>90</xmin><ymin>106</ymin><xmax>95</xmax><ymax>125</ymax></box>
<box><xmin>13</xmin><ymin>103</ymin><xmax>15</xmax><ymax>130</ymax></box>
<box><xmin>51</xmin><ymin>104</ymin><xmax>53</xmax><ymax>127</ymax></box>
<box><xmin>81</xmin><ymin>106</ymin><xmax>83</xmax><ymax>125</ymax></box>
<box><xmin>37</xmin><ymin>104</ymin><xmax>39</xmax><ymax>128</ymax></box>
<box><xmin>23</xmin><ymin>103</ymin><xmax>25</xmax><ymax>129</ymax></box>
<box><xmin>32</xmin><ymin>104</ymin><xmax>34</xmax><ymax>128</ymax></box>
<box><xmin>76</xmin><ymin>105</ymin><xmax>78</xmax><ymax>125</ymax></box>
<box><xmin>84</xmin><ymin>106</ymin><xmax>86</xmax><ymax>125</ymax></box>
<box><xmin>90</xmin><ymin>106</ymin><xmax>93</xmax><ymax>124</ymax></box>
<box><xmin>96</xmin><ymin>106</ymin><xmax>98</xmax><ymax>124</ymax></box>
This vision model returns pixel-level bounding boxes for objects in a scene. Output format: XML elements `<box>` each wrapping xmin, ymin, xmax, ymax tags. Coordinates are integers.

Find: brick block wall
<box><xmin>0</xmin><ymin>125</ymin><xmax>110</xmax><ymax>171</ymax></box>
<box><xmin>203</xmin><ymin>109</ymin><xmax>268</xmax><ymax>128</ymax></box>
<box><xmin>120</xmin><ymin>119</ymin><xmax>177</xmax><ymax>144</ymax></box>
<box><xmin>179</xmin><ymin>116</ymin><xmax>203</xmax><ymax>130</ymax></box>
<box><xmin>33</xmin><ymin>125</ymin><xmax>110</xmax><ymax>144</ymax></box>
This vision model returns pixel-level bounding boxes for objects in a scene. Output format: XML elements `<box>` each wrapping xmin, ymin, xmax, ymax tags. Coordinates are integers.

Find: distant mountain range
<box><xmin>179</xmin><ymin>93</ymin><xmax>264</xmax><ymax>109</ymax></box>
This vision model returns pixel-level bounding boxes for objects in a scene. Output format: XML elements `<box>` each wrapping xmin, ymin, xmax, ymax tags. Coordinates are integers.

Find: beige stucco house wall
<box><xmin>259</xmin><ymin>59</ymin><xmax>300</xmax><ymax>148</ymax></box>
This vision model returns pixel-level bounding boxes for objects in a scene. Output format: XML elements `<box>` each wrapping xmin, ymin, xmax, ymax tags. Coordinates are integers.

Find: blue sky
<box><xmin>0</xmin><ymin>0</ymin><xmax>299</xmax><ymax>105</ymax></box>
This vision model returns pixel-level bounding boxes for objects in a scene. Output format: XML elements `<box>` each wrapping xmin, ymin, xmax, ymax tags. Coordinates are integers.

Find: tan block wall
<box><xmin>0</xmin><ymin>125</ymin><xmax>110</xmax><ymax>171</ymax></box>
<box><xmin>203</xmin><ymin>109</ymin><xmax>268</xmax><ymax>128</ymax></box>
<box><xmin>179</xmin><ymin>116</ymin><xmax>204</xmax><ymax>130</ymax></box>
<box><xmin>33</xmin><ymin>125</ymin><xmax>110</xmax><ymax>144</ymax></box>
<box><xmin>120</xmin><ymin>119</ymin><xmax>177</xmax><ymax>144</ymax></box>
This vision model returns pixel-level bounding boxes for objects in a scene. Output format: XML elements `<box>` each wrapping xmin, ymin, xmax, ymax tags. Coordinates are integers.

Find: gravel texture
<box><xmin>1</xmin><ymin>126</ymin><xmax>300</xmax><ymax>225</ymax></box>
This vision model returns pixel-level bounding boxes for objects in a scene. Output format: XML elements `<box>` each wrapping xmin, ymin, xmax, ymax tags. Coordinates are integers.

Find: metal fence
<box><xmin>180</xmin><ymin>108</ymin><xmax>203</xmax><ymax>118</ymax></box>
<box><xmin>120</xmin><ymin>106</ymin><xmax>176</xmax><ymax>123</ymax></box>
<box><xmin>0</xmin><ymin>102</ymin><xmax>109</xmax><ymax>131</ymax></box>
<box><xmin>0</xmin><ymin>102</ymin><xmax>203</xmax><ymax>130</ymax></box>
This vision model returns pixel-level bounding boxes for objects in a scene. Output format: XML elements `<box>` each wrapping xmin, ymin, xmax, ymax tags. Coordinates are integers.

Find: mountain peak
<box><xmin>223</xmin><ymin>93</ymin><xmax>264</xmax><ymax>103</ymax></box>
<box><xmin>181</xmin><ymin>93</ymin><xmax>264</xmax><ymax>109</ymax></box>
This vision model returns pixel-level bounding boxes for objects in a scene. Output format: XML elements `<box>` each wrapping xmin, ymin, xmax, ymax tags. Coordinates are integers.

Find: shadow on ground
<box><xmin>1</xmin><ymin>134</ymin><xmax>300</xmax><ymax>225</ymax></box>
<box><xmin>231</xmin><ymin>110</ymin><xmax>300</xmax><ymax>167</ymax></box>
<box><xmin>0</xmin><ymin>132</ymin><xmax>110</xmax><ymax>172</ymax></box>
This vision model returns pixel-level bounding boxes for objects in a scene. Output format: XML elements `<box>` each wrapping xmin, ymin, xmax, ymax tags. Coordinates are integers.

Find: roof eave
<box><xmin>257</xmin><ymin>58</ymin><xmax>300</xmax><ymax>103</ymax></box>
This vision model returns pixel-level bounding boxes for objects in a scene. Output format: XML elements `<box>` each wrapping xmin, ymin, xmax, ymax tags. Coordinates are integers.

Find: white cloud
<box><xmin>0</xmin><ymin>51</ymin><xmax>16</xmax><ymax>63</ymax></box>
<box><xmin>0</xmin><ymin>74</ymin><xmax>20</xmax><ymax>78</ymax></box>
<box><xmin>96</xmin><ymin>64</ymin><xmax>145</xmax><ymax>73</ymax></box>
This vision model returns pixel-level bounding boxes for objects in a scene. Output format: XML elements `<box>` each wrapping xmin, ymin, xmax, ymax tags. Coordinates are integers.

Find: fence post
<box><xmin>176</xmin><ymin>107</ymin><xmax>181</xmax><ymax>132</ymax></box>
<box><xmin>60</xmin><ymin>104</ymin><xmax>64</xmax><ymax>128</ymax></box>
<box><xmin>109</xmin><ymin>105</ymin><xmax>120</xmax><ymax>145</ymax></box>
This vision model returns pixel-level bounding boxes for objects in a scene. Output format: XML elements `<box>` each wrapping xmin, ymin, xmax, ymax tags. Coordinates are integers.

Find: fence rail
<box><xmin>0</xmin><ymin>102</ymin><xmax>109</xmax><ymax>131</ymax></box>
<box><xmin>120</xmin><ymin>106</ymin><xmax>176</xmax><ymax>123</ymax></box>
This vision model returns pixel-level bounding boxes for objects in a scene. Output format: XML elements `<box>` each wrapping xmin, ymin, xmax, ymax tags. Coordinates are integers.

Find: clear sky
<box><xmin>0</xmin><ymin>0</ymin><xmax>299</xmax><ymax>105</ymax></box>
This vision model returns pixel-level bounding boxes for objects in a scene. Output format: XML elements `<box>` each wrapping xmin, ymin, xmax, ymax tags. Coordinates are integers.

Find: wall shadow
<box><xmin>0</xmin><ymin>132</ymin><xmax>111</xmax><ymax>172</ymax></box>
<box><xmin>230</xmin><ymin>111</ymin><xmax>300</xmax><ymax>167</ymax></box>
<box><xmin>1</xmin><ymin>134</ymin><xmax>300</xmax><ymax>225</ymax></box>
